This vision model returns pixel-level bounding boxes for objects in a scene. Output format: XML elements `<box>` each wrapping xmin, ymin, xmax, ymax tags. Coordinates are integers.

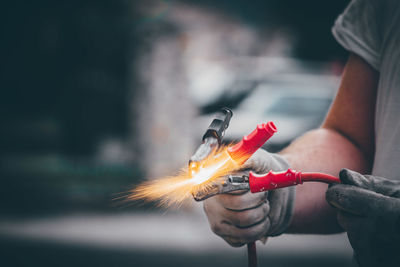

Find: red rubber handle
<box><xmin>227</xmin><ymin>122</ymin><xmax>277</xmax><ymax>165</ymax></box>
<box><xmin>249</xmin><ymin>169</ymin><xmax>302</xmax><ymax>193</ymax></box>
<box><xmin>249</xmin><ymin>169</ymin><xmax>341</xmax><ymax>193</ymax></box>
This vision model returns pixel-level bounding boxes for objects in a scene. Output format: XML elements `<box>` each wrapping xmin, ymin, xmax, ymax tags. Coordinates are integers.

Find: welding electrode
<box><xmin>189</xmin><ymin>108</ymin><xmax>232</xmax><ymax>172</ymax></box>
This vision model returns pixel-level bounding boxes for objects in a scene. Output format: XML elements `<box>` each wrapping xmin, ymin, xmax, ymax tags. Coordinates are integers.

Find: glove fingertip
<box><xmin>325</xmin><ymin>185</ymin><xmax>356</xmax><ymax>212</ymax></box>
<box><xmin>339</xmin><ymin>168</ymin><xmax>353</xmax><ymax>184</ymax></box>
<box><xmin>339</xmin><ymin>168</ymin><xmax>367</xmax><ymax>186</ymax></box>
<box><xmin>326</xmin><ymin>184</ymin><xmax>378</xmax><ymax>216</ymax></box>
<box><xmin>325</xmin><ymin>185</ymin><xmax>341</xmax><ymax>206</ymax></box>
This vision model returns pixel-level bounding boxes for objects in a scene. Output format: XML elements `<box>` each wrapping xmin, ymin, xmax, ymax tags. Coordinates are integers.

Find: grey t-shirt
<box><xmin>332</xmin><ymin>0</ymin><xmax>400</xmax><ymax>180</ymax></box>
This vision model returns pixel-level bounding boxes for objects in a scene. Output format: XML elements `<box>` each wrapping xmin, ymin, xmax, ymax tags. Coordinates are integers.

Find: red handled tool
<box><xmin>191</xmin><ymin>109</ymin><xmax>340</xmax><ymax>267</ymax></box>
<box><xmin>193</xmin><ymin>121</ymin><xmax>339</xmax><ymax>201</ymax></box>
<box><xmin>194</xmin><ymin>120</ymin><xmax>340</xmax><ymax>201</ymax></box>
<box><xmin>192</xmin><ymin>116</ymin><xmax>340</xmax><ymax>267</ymax></box>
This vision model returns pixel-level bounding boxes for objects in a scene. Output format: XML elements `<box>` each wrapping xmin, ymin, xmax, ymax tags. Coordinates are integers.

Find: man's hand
<box><xmin>326</xmin><ymin>169</ymin><xmax>400</xmax><ymax>267</ymax></box>
<box><xmin>203</xmin><ymin>149</ymin><xmax>295</xmax><ymax>247</ymax></box>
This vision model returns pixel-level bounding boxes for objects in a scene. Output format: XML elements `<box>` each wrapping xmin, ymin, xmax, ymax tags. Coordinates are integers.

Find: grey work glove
<box><xmin>203</xmin><ymin>149</ymin><xmax>295</xmax><ymax>247</ymax></box>
<box><xmin>326</xmin><ymin>169</ymin><xmax>400</xmax><ymax>267</ymax></box>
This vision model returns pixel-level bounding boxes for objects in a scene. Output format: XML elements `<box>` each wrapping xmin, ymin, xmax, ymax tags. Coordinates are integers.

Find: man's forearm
<box><xmin>280</xmin><ymin>128</ymin><xmax>370</xmax><ymax>233</ymax></box>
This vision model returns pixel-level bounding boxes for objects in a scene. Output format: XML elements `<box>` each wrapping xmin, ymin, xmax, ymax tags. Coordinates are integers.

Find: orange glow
<box><xmin>125</xmin><ymin>145</ymin><xmax>248</xmax><ymax>207</ymax></box>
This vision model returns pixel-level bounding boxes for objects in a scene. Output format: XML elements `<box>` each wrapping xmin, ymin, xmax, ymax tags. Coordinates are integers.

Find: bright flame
<box><xmin>124</xmin><ymin>145</ymin><xmax>248</xmax><ymax>207</ymax></box>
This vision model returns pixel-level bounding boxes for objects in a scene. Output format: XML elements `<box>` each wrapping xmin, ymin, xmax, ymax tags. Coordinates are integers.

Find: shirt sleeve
<box><xmin>332</xmin><ymin>0</ymin><xmax>383</xmax><ymax>70</ymax></box>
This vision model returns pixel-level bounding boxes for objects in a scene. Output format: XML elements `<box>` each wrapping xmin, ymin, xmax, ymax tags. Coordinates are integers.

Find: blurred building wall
<box><xmin>130</xmin><ymin>10</ymin><xmax>196</xmax><ymax>179</ymax></box>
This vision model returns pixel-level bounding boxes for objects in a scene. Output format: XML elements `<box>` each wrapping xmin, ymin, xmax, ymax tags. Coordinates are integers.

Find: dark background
<box><xmin>0</xmin><ymin>1</ymin><xmax>351</xmax><ymax>266</ymax></box>
<box><xmin>0</xmin><ymin>0</ymin><xmax>350</xmax><ymax>215</ymax></box>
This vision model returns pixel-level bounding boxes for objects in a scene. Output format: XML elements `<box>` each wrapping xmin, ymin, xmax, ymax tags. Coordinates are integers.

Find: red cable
<box><xmin>301</xmin><ymin>172</ymin><xmax>341</xmax><ymax>184</ymax></box>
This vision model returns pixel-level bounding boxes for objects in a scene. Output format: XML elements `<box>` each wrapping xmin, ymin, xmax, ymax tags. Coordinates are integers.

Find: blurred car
<box><xmin>196</xmin><ymin>72</ymin><xmax>339</xmax><ymax>151</ymax></box>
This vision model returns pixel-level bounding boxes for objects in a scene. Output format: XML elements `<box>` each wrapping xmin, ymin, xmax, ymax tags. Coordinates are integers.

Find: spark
<box><xmin>124</xmin><ymin>145</ymin><xmax>246</xmax><ymax>207</ymax></box>
<box><xmin>190</xmin><ymin>157</ymin><xmax>228</xmax><ymax>185</ymax></box>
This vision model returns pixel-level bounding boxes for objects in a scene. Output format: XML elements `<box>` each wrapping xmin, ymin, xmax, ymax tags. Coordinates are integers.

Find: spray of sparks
<box><xmin>125</xmin><ymin>145</ymin><xmax>246</xmax><ymax>207</ymax></box>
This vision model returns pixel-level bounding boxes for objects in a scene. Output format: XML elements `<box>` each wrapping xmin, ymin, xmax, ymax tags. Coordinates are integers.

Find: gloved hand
<box><xmin>326</xmin><ymin>169</ymin><xmax>400</xmax><ymax>267</ymax></box>
<box><xmin>203</xmin><ymin>149</ymin><xmax>295</xmax><ymax>247</ymax></box>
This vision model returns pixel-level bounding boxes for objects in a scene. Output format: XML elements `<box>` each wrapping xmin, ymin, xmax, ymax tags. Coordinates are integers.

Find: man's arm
<box><xmin>281</xmin><ymin>53</ymin><xmax>379</xmax><ymax>233</ymax></box>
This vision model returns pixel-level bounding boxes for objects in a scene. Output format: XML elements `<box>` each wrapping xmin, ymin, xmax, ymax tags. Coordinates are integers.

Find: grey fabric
<box><xmin>326</xmin><ymin>169</ymin><xmax>400</xmax><ymax>267</ymax></box>
<box><xmin>332</xmin><ymin>0</ymin><xmax>400</xmax><ymax>181</ymax></box>
<box><xmin>332</xmin><ymin>0</ymin><xmax>383</xmax><ymax>70</ymax></box>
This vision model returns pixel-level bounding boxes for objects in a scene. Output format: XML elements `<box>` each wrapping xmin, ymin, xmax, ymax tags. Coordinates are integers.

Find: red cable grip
<box><xmin>227</xmin><ymin>122</ymin><xmax>277</xmax><ymax>165</ymax></box>
<box><xmin>249</xmin><ymin>169</ymin><xmax>341</xmax><ymax>193</ymax></box>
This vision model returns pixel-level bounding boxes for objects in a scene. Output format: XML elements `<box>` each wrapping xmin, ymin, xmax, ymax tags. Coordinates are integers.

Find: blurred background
<box><xmin>0</xmin><ymin>0</ymin><xmax>353</xmax><ymax>266</ymax></box>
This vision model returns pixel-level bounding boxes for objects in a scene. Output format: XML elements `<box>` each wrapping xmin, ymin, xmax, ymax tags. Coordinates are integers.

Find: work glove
<box><xmin>203</xmin><ymin>149</ymin><xmax>295</xmax><ymax>247</ymax></box>
<box><xmin>326</xmin><ymin>169</ymin><xmax>400</xmax><ymax>267</ymax></box>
